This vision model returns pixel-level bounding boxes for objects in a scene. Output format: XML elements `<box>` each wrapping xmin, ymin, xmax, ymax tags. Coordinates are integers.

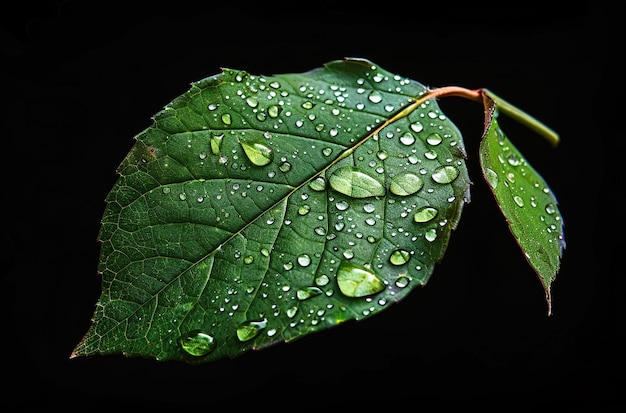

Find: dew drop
<box><xmin>240</xmin><ymin>140</ymin><xmax>273</xmax><ymax>166</ymax></box>
<box><xmin>389</xmin><ymin>172</ymin><xmax>424</xmax><ymax>196</ymax></box>
<box><xmin>513</xmin><ymin>195</ymin><xmax>524</xmax><ymax>207</ymax></box>
<box><xmin>297</xmin><ymin>254</ymin><xmax>312</xmax><ymax>267</ymax></box>
<box><xmin>309</xmin><ymin>176</ymin><xmax>326</xmax><ymax>191</ymax></box>
<box><xmin>246</xmin><ymin>97</ymin><xmax>259</xmax><ymax>108</ymax></box>
<box><xmin>329</xmin><ymin>166</ymin><xmax>386</xmax><ymax>198</ymax></box>
<box><xmin>297</xmin><ymin>286</ymin><xmax>323</xmax><ymax>300</ymax></box>
<box><xmin>268</xmin><ymin>105</ymin><xmax>281</xmax><ymax>118</ymax></box>
<box><xmin>336</xmin><ymin>260</ymin><xmax>385</xmax><ymax>298</ymax></box>
<box><xmin>286</xmin><ymin>307</ymin><xmax>298</xmax><ymax>318</ymax></box>
<box><xmin>209</xmin><ymin>133</ymin><xmax>223</xmax><ymax>154</ymax></box>
<box><xmin>178</xmin><ymin>330</ymin><xmax>216</xmax><ymax>356</ymax></box>
<box><xmin>484</xmin><ymin>168</ymin><xmax>498</xmax><ymax>189</ymax></box>
<box><xmin>368</xmin><ymin>91</ymin><xmax>383</xmax><ymax>103</ymax></box>
<box><xmin>279</xmin><ymin>162</ymin><xmax>292</xmax><ymax>172</ymax></box>
<box><xmin>395</xmin><ymin>276</ymin><xmax>410</xmax><ymax>288</ymax></box>
<box><xmin>389</xmin><ymin>249</ymin><xmax>410</xmax><ymax>266</ymax></box>
<box><xmin>236</xmin><ymin>319</ymin><xmax>267</xmax><ymax>342</ymax></box>
<box><xmin>431</xmin><ymin>165</ymin><xmax>459</xmax><ymax>184</ymax></box>
<box><xmin>221</xmin><ymin>113</ymin><xmax>232</xmax><ymax>125</ymax></box>
<box><xmin>298</xmin><ymin>205</ymin><xmax>311</xmax><ymax>215</ymax></box>
<box><xmin>413</xmin><ymin>206</ymin><xmax>438</xmax><ymax>223</ymax></box>
<box><xmin>425</xmin><ymin>228</ymin><xmax>437</xmax><ymax>242</ymax></box>
<box><xmin>426</xmin><ymin>133</ymin><xmax>442</xmax><ymax>145</ymax></box>
<box><xmin>400</xmin><ymin>132</ymin><xmax>416</xmax><ymax>146</ymax></box>
<box><xmin>410</xmin><ymin>122</ymin><xmax>424</xmax><ymax>133</ymax></box>
<box><xmin>322</xmin><ymin>147</ymin><xmax>333</xmax><ymax>157</ymax></box>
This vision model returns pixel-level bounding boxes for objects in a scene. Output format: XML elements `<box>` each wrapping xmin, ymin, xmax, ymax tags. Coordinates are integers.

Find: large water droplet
<box><xmin>389</xmin><ymin>249</ymin><xmax>410</xmax><ymax>266</ymax></box>
<box><xmin>178</xmin><ymin>330</ymin><xmax>216</xmax><ymax>357</ymax></box>
<box><xmin>431</xmin><ymin>165</ymin><xmax>459</xmax><ymax>184</ymax></box>
<box><xmin>297</xmin><ymin>254</ymin><xmax>312</xmax><ymax>267</ymax></box>
<box><xmin>413</xmin><ymin>206</ymin><xmax>438</xmax><ymax>223</ymax></box>
<box><xmin>368</xmin><ymin>91</ymin><xmax>383</xmax><ymax>103</ymax></box>
<box><xmin>309</xmin><ymin>176</ymin><xmax>326</xmax><ymax>191</ymax></box>
<box><xmin>329</xmin><ymin>166</ymin><xmax>385</xmax><ymax>198</ymax></box>
<box><xmin>484</xmin><ymin>168</ymin><xmax>498</xmax><ymax>188</ymax></box>
<box><xmin>210</xmin><ymin>133</ymin><xmax>224</xmax><ymax>155</ymax></box>
<box><xmin>240</xmin><ymin>140</ymin><xmax>273</xmax><ymax>166</ymax></box>
<box><xmin>236</xmin><ymin>319</ymin><xmax>267</xmax><ymax>342</ymax></box>
<box><xmin>336</xmin><ymin>260</ymin><xmax>385</xmax><ymax>298</ymax></box>
<box><xmin>389</xmin><ymin>172</ymin><xmax>424</xmax><ymax>196</ymax></box>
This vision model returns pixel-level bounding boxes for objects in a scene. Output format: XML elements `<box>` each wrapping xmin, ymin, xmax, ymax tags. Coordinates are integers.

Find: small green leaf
<box><xmin>479</xmin><ymin>98</ymin><xmax>566</xmax><ymax>313</ymax></box>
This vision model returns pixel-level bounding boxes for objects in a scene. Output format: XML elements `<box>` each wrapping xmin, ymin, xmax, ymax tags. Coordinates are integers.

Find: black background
<box><xmin>2</xmin><ymin>1</ymin><xmax>623</xmax><ymax>409</ymax></box>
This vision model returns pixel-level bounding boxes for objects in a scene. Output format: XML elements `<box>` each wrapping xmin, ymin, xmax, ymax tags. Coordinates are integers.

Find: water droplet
<box><xmin>389</xmin><ymin>249</ymin><xmax>410</xmax><ymax>266</ymax></box>
<box><xmin>244</xmin><ymin>256</ymin><xmax>254</xmax><ymax>264</ymax></box>
<box><xmin>178</xmin><ymin>330</ymin><xmax>216</xmax><ymax>357</ymax></box>
<box><xmin>506</xmin><ymin>153</ymin><xmax>521</xmax><ymax>166</ymax></box>
<box><xmin>400</xmin><ymin>132</ymin><xmax>416</xmax><ymax>146</ymax></box>
<box><xmin>210</xmin><ymin>133</ymin><xmax>224</xmax><ymax>155</ymax></box>
<box><xmin>513</xmin><ymin>195</ymin><xmax>524</xmax><ymax>207</ymax></box>
<box><xmin>413</xmin><ymin>206</ymin><xmax>438</xmax><ymax>223</ymax></box>
<box><xmin>297</xmin><ymin>254</ymin><xmax>312</xmax><ymax>267</ymax></box>
<box><xmin>335</xmin><ymin>200</ymin><xmax>349</xmax><ymax>211</ymax></box>
<box><xmin>322</xmin><ymin>147</ymin><xmax>333</xmax><ymax>157</ymax></box>
<box><xmin>329</xmin><ymin>166</ymin><xmax>385</xmax><ymax>198</ymax></box>
<box><xmin>297</xmin><ymin>286</ymin><xmax>323</xmax><ymax>300</ymax></box>
<box><xmin>337</xmin><ymin>260</ymin><xmax>385</xmax><ymax>298</ymax></box>
<box><xmin>221</xmin><ymin>113</ymin><xmax>232</xmax><ymax>125</ymax></box>
<box><xmin>286</xmin><ymin>307</ymin><xmax>298</xmax><ymax>318</ymax></box>
<box><xmin>484</xmin><ymin>168</ymin><xmax>498</xmax><ymax>189</ymax></box>
<box><xmin>389</xmin><ymin>172</ymin><xmax>424</xmax><ymax>196</ymax></box>
<box><xmin>298</xmin><ymin>205</ymin><xmax>311</xmax><ymax>216</ymax></box>
<box><xmin>363</xmin><ymin>203</ymin><xmax>375</xmax><ymax>213</ymax></box>
<box><xmin>279</xmin><ymin>162</ymin><xmax>292</xmax><ymax>172</ymax></box>
<box><xmin>308</xmin><ymin>176</ymin><xmax>326</xmax><ymax>191</ymax></box>
<box><xmin>236</xmin><ymin>319</ymin><xmax>267</xmax><ymax>342</ymax></box>
<box><xmin>268</xmin><ymin>105</ymin><xmax>281</xmax><ymax>118</ymax></box>
<box><xmin>410</xmin><ymin>122</ymin><xmax>424</xmax><ymax>133</ymax></box>
<box><xmin>431</xmin><ymin>165</ymin><xmax>459</xmax><ymax>184</ymax></box>
<box><xmin>425</xmin><ymin>228</ymin><xmax>437</xmax><ymax>242</ymax></box>
<box><xmin>368</xmin><ymin>91</ymin><xmax>383</xmax><ymax>103</ymax></box>
<box><xmin>426</xmin><ymin>133</ymin><xmax>442</xmax><ymax>145</ymax></box>
<box><xmin>240</xmin><ymin>140</ymin><xmax>273</xmax><ymax>166</ymax></box>
<box><xmin>376</xmin><ymin>150</ymin><xmax>388</xmax><ymax>160</ymax></box>
<box><xmin>395</xmin><ymin>276</ymin><xmax>410</xmax><ymax>288</ymax></box>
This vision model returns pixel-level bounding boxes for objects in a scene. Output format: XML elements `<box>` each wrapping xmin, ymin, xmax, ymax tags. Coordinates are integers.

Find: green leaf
<box><xmin>72</xmin><ymin>58</ymin><xmax>472</xmax><ymax>363</ymax></box>
<box><xmin>479</xmin><ymin>95</ymin><xmax>565</xmax><ymax>314</ymax></box>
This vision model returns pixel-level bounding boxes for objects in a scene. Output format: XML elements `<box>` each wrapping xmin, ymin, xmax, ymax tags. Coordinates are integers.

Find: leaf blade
<box><xmin>73</xmin><ymin>58</ymin><xmax>471</xmax><ymax>363</ymax></box>
<box><xmin>479</xmin><ymin>96</ymin><xmax>566</xmax><ymax>313</ymax></box>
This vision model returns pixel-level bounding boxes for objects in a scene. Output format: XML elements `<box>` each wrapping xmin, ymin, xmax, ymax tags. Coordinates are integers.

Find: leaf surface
<box><xmin>72</xmin><ymin>58</ymin><xmax>472</xmax><ymax>363</ymax></box>
<box><xmin>479</xmin><ymin>94</ymin><xmax>565</xmax><ymax>313</ymax></box>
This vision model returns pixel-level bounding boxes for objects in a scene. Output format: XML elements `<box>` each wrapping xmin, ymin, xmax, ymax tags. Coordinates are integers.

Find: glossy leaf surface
<box><xmin>72</xmin><ymin>58</ymin><xmax>472</xmax><ymax>363</ymax></box>
<box><xmin>479</xmin><ymin>95</ymin><xmax>565</xmax><ymax>313</ymax></box>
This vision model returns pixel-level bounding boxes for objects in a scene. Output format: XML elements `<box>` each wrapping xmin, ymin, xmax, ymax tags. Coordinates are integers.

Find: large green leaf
<box><xmin>479</xmin><ymin>93</ymin><xmax>565</xmax><ymax>314</ymax></box>
<box><xmin>72</xmin><ymin>58</ymin><xmax>472</xmax><ymax>363</ymax></box>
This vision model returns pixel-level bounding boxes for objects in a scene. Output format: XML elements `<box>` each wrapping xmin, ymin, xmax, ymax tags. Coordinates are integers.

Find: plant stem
<box><xmin>417</xmin><ymin>86</ymin><xmax>560</xmax><ymax>147</ymax></box>
<box><xmin>484</xmin><ymin>89</ymin><xmax>560</xmax><ymax>147</ymax></box>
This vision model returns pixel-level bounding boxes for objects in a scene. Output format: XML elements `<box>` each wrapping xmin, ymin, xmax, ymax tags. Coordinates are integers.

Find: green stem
<box><xmin>484</xmin><ymin>89</ymin><xmax>560</xmax><ymax>147</ymax></box>
<box><xmin>416</xmin><ymin>86</ymin><xmax>560</xmax><ymax>147</ymax></box>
